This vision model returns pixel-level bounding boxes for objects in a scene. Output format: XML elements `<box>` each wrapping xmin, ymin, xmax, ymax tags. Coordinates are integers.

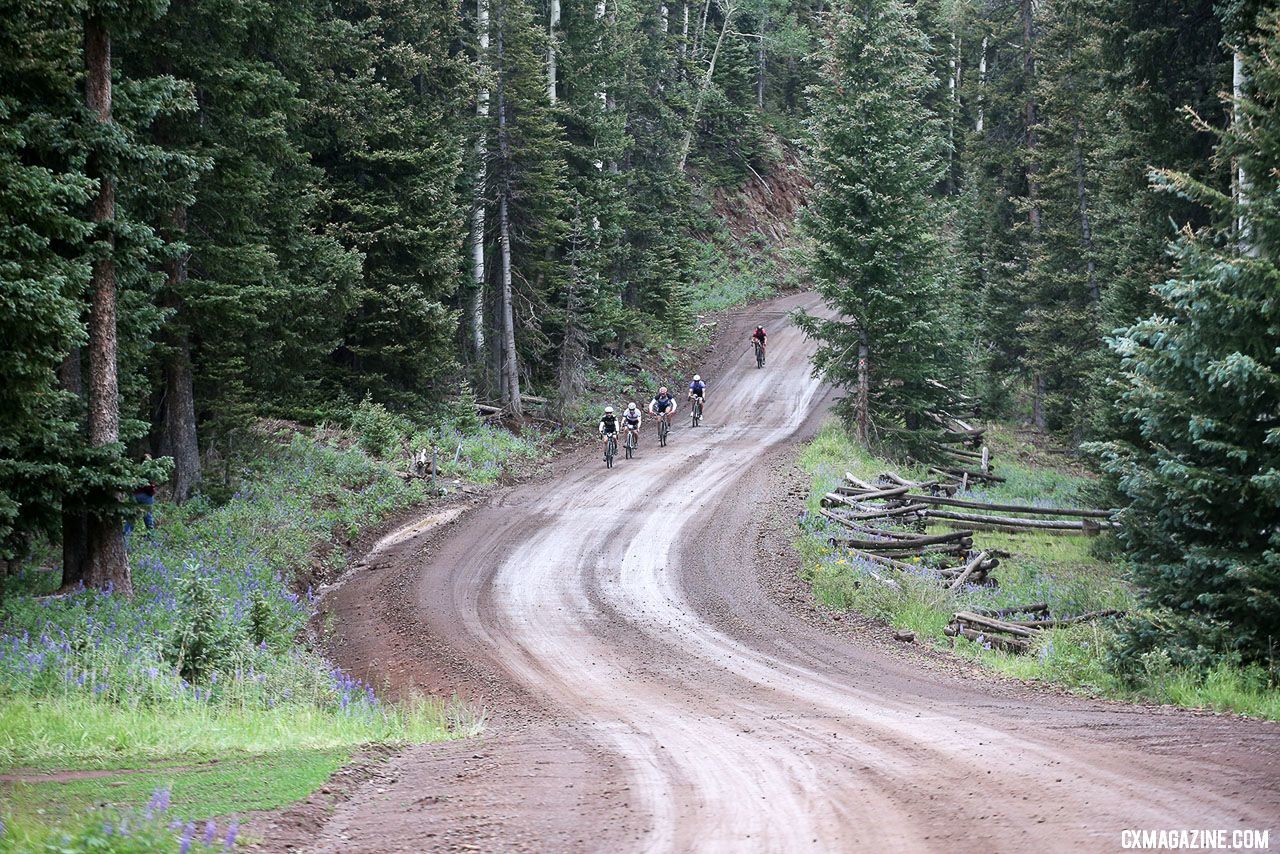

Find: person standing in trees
<box><xmin>124</xmin><ymin>454</ymin><xmax>158</xmax><ymax>538</ymax></box>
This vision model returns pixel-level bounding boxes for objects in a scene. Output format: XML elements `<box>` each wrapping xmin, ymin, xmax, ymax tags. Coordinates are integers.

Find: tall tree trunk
<box><xmin>469</xmin><ymin>0</ymin><xmax>491</xmax><ymax>360</ymax></box>
<box><xmin>160</xmin><ymin>206</ymin><xmax>201</xmax><ymax>503</ymax></box>
<box><xmin>548</xmin><ymin>0</ymin><xmax>560</xmax><ymax>102</ymax></box>
<box><xmin>58</xmin><ymin>352</ymin><xmax>88</xmax><ymax>589</ymax></box>
<box><xmin>855</xmin><ymin>337</ymin><xmax>870</xmax><ymax>443</ymax></box>
<box><xmin>679</xmin><ymin>0</ymin><xmax>736</xmax><ymax>171</ymax></box>
<box><xmin>495</xmin><ymin>12</ymin><xmax>521</xmax><ymax>416</ymax></box>
<box><xmin>976</xmin><ymin>36</ymin><xmax>987</xmax><ymax>133</ymax></box>
<box><xmin>661</xmin><ymin>0</ymin><xmax>669</xmax><ymax>32</ymax></box>
<box><xmin>681</xmin><ymin>1</ymin><xmax>689</xmax><ymax>63</ymax></box>
<box><xmin>1233</xmin><ymin>50</ymin><xmax>1256</xmax><ymax>257</ymax></box>
<box><xmin>947</xmin><ymin>32</ymin><xmax>960</xmax><ymax>193</ymax></box>
<box><xmin>1072</xmin><ymin>119</ymin><xmax>1099</xmax><ymax>305</ymax></box>
<box><xmin>1021</xmin><ymin>0</ymin><xmax>1040</xmax><ymax>231</ymax></box>
<box><xmin>82</xmin><ymin>13</ymin><xmax>131</xmax><ymax>596</ymax></box>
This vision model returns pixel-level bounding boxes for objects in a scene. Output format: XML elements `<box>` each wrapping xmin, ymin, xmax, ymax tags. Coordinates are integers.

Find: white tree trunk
<box><xmin>469</xmin><ymin>0</ymin><xmax>491</xmax><ymax>358</ymax></box>
<box><xmin>496</xmin><ymin>12</ymin><xmax>521</xmax><ymax>415</ymax></box>
<box><xmin>976</xmin><ymin>36</ymin><xmax>987</xmax><ymax>133</ymax></box>
<box><xmin>661</xmin><ymin>0</ymin><xmax>669</xmax><ymax>32</ymax></box>
<box><xmin>1234</xmin><ymin>50</ymin><xmax>1257</xmax><ymax>257</ymax></box>
<box><xmin>548</xmin><ymin>0</ymin><xmax>560</xmax><ymax>102</ymax></box>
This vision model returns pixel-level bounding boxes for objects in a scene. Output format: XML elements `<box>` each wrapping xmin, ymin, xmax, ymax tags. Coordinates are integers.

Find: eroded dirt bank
<box><xmin>267</xmin><ymin>292</ymin><xmax>1278</xmax><ymax>853</ymax></box>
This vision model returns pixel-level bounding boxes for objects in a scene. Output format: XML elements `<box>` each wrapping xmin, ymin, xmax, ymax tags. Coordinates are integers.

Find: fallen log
<box><xmin>931</xmin><ymin>466</ymin><xmax>1006</xmax><ymax>484</ymax></box>
<box><xmin>899</xmin><ymin>493</ymin><xmax>1116</xmax><ymax>519</ymax></box>
<box><xmin>948</xmin><ymin>551</ymin><xmax>991</xmax><ymax>592</ymax></box>
<box><xmin>1006</xmin><ymin>609</ymin><xmax>1126</xmax><ymax>629</ymax></box>
<box><xmin>944</xmin><ymin>624</ymin><xmax>1029</xmax><ymax>653</ymax></box>
<box><xmin>951</xmin><ymin>611</ymin><xmax>1038</xmax><ymax>638</ymax></box>
<box><xmin>476</xmin><ymin>403</ymin><xmax>504</xmax><ymax>415</ymax></box>
<box><xmin>923</xmin><ymin>509</ymin><xmax>1104</xmax><ymax>530</ymax></box>
<box><xmin>841</xmin><ymin>503</ymin><xmax>930</xmax><ymax>521</ymax></box>
<box><xmin>832</xmin><ymin>535</ymin><xmax>973</xmax><ymax>552</ymax></box>
<box><xmin>972</xmin><ymin>602</ymin><xmax>1049</xmax><ymax>618</ymax></box>
<box><xmin>819</xmin><ymin>511</ymin><xmax>938</xmax><ymax>541</ymax></box>
<box><xmin>838</xmin><ymin>484</ymin><xmax>912</xmax><ymax>501</ymax></box>
<box><xmin>844</xmin><ymin>472</ymin><xmax>877</xmax><ymax>491</ymax></box>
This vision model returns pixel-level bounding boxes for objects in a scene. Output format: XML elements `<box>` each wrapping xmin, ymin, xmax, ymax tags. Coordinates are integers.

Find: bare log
<box><xmin>894</xmin><ymin>493</ymin><xmax>1115</xmax><ymax>519</ymax></box>
<box><xmin>931</xmin><ymin>465</ymin><xmax>1006</xmax><ymax>483</ymax></box>
<box><xmin>1006</xmin><ymin>609</ymin><xmax>1125</xmax><ymax>629</ymax></box>
<box><xmin>924</xmin><ymin>509</ymin><xmax>1103</xmax><ymax>529</ymax></box>
<box><xmin>951</xmin><ymin>611</ymin><xmax>1037</xmax><ymax>638</ymax></box>
<box><xmin>971</xmin><ymin>602</ymin><xmax>1049</xmax><ymax>618</ymax></box>
<box><xmin>947</xmin><ymin>550</ymin><xmax>991</xmax><ymax>592</ymax></box>
<box><xmin>945</xmin><ymin>624</ymin><xmax>1028</xmax><ymax>653</ymax></box>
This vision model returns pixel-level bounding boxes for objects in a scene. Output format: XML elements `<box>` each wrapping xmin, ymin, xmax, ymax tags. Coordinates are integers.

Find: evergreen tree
<box><xmin>1090</xmin><ymin>7</ymin><xmax>1280</xmax><ymax>670</ymax></box>
<box><xmin>799</xmin><ymin>0</ymin><xmax>959</xmax><ymax>454</ymax></box>
<box><xmin>0</xmin><ymin>0</ymin><xmax>92</xmax><ymax>563</ymax></box>
<box><xmin>307</xmin><ymin>0</ymin><xmax>468</xmax><ymax>412</ymax></box>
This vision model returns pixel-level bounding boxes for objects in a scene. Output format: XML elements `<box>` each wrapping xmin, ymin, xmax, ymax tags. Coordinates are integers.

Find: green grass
<box><xmin>4</xmin><ymin>749</ymin><xmax>348</xmax><ymax>822</ymax></box>
<box><xmin>0</xmin><ymin>694</ymin><xmax>477</xmax><ymax>771</ymax></box>
<box><xmin>796</xmin><ymin>420</ymin><xmax>1280</xmax><ymax>721</ymax></box>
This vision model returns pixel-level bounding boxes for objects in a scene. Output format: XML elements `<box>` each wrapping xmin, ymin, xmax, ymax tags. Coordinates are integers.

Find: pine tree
<box><xmin>800</xmin><ymin>0</ymin><xmax>959</xmax><ymax>454</ymax></box>
<box><xmin>307</xmin><ymin>0</ymin><xmax>468</xmax><ymax>412</ymax></box>
<box><xmin>1090</xmin><ymin>6</ymin><xmax>1280</xmax><ymax>670</ymax></box>
<box><xmin>0</xmin><ymin>0</ymin><xmax>93</xmax><ymax>564</ymax></box>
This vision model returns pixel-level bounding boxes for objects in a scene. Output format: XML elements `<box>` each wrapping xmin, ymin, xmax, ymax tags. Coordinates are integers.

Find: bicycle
<box><xmin>624</xmin><ymin>427</ymin><xmax>637</xmax><ymax>459</ymax></box>
<box><xmin>658</xmin><ymin>413</ymin><xmax>670</xmax><ymax>447</ymax></box>
<box><xmin>604</xmin><ymin>434</ymin><xmax>617</xmax><ymax>468</ymax></box>
<box><xmin>690</xmin><ymin>397</ymin><xmax>703</xmax><ymax>427</ymax></box>
<box><xmin>754</xmin><ymin>339</ymin><xmax>766</xmax><ymax>368</ymax></box>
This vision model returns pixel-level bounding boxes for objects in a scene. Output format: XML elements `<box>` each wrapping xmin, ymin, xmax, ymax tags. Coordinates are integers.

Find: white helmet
<box><xmin>628</xmin><ymin>402</ymin><xmax>638</xmax><ymax>411</ymax></box>
<box><xmin>659</xmin><ymin>386</ymin><xmax>668</xmax><ymax>395</ymax></box>
<box><xmin>605</xmin><ymin>406</ymin><xmax>614</xmax><ymax>413</ymax></box>
<box><xmin>693</xmin><ymin>374</ymin><xmax>701</xmax><ymax>381</ymax></box>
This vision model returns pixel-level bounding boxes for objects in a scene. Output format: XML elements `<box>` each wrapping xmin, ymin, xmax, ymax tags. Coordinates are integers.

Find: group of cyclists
<box><xmin>597</xmin><ymin>325</ymin><xmax>767</xmax><ymax>464</ymax></box>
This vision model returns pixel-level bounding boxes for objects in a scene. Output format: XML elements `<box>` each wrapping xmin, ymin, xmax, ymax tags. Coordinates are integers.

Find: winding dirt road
<box><xmin>290</xmin><ymin>292</ymin><xmax>1279</xmax><ymax>853</ymax></box>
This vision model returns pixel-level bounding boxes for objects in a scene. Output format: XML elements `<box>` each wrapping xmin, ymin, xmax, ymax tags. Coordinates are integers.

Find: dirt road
<box><xmin>295</xmin><ymin>292</ymin><xmax>1279</xmax><ymax>853</ymax></box>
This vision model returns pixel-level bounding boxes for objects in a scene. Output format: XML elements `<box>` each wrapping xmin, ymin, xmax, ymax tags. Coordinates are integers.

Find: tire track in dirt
<box><xmin>287</xmin><ymin>291</ymin><xmax>1278</xmax><ymax>853</ymax></box>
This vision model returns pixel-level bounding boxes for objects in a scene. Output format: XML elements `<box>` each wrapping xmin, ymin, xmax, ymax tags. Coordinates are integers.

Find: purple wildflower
<box><xmin>204</xmin><ymin>819</ymin><xmax>217</xmax><ymax>844</ymax></box>
<box><xmin>179</xmin><ymin>821</ymin><xmax>195</xmax><ymax>854</ymax></box>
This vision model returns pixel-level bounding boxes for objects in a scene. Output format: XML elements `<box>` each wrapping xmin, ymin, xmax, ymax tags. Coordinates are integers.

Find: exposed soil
<box><xmin>260</xmin><ymin>292</ymin><xmax>1279</xmax><ymax>852</ymax></box>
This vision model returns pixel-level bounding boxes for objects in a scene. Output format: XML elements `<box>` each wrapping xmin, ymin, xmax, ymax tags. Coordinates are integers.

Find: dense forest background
<box><xmin>2</xmin><ymin>0</ymin><xmax>1276</xmax><ymax>667</ymax></box>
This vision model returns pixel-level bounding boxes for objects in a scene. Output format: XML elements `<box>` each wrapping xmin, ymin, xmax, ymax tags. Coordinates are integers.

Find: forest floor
<box><xmin>266</xmin><ymin>290</ymin><xmax>1279</xmax><ymax>852</ymax></box>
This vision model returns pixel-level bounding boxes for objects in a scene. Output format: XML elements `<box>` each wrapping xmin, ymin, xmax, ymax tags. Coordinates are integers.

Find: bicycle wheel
<box><xmin>625</xmin><ymin>431</ymin><xmax>635</xmax><ymax>459</ymax></box>
<box><xmin>605</xmin><ymin>436</ymin><xmax>615</xmax><ymax>468</ymax></box>
<box><xmin>659</xmin><ymin>419</ymin><xmax>668</xmax><ymax>447</ymax></box>
<box><xmin>755</xmin><ymin>343</ymin><xmax>764</xmax><ymax>368</ymax></box>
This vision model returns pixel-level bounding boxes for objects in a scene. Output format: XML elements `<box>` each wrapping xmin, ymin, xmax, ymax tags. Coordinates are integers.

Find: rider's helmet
<box><xmin>628</xmin><ymin>402</ymin><xmax>638</xmax><ymax>411</ymax></box>
<box><xmin>693</xmin><ymin>374</ymin><xmax>701</xmax><ymax>381</ymax></box>
<box><xmin>605</xmin><ymin>406</ymin><xmax>614</xmax><ymax>413</ymax></box>
<box><xmin>659</xmin><ymin>386</ymin><xmax>668</xmax><ymax>396</ymax></box>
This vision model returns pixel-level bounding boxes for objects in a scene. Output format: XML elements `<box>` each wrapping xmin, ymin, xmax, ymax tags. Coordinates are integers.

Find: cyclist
<box><xmin>649</xmin><ymin>386</ymin><xmax>677</xmax><ymax>428</ymax></box>
<box><xmin>750</xmin><ymin>325</ymin><xmax>767</xmax><ymax>353</ymax></box>
<box><xmin>687</xmin><ymin>375</ymin><xmax>706</xmax><ymax>420</ymax></box>
<box><xmin>621</xmin><ymin>402</ymin><xmax>643</xmax><ymax>448</ymax></box>
<box><xmin>598</xmin><ymin>406</ymin><xmax>619</xmax><ymax>459</ymax></box>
